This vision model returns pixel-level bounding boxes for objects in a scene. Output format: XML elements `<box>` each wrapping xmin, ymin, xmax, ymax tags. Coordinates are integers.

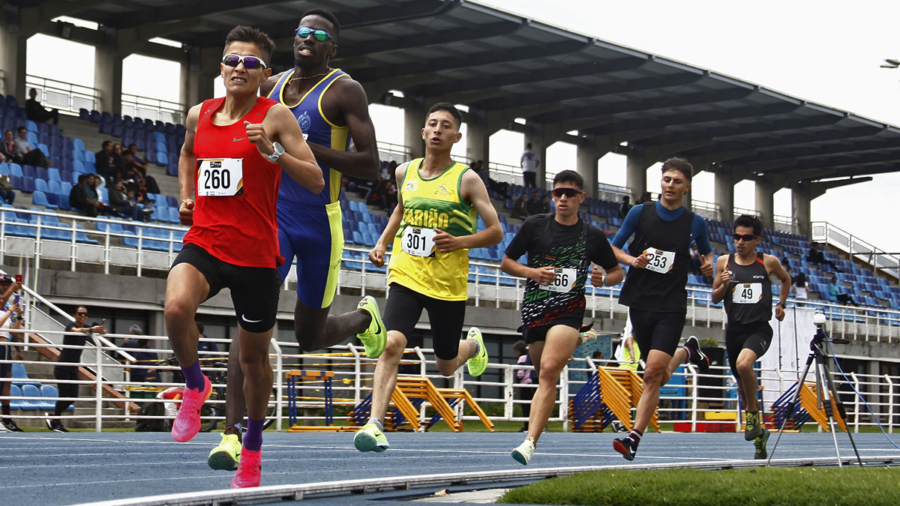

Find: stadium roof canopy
<box><xmin>19</xmin><ymin>0</ymin><xmax>900</xmax><ymax>185</ymax></box>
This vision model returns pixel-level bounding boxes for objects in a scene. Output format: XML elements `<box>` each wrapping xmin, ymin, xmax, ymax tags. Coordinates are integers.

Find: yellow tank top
<box><xmin>388</xmin><ymin>158</ymin><xmax>476</xmax><ymax>301</ymax></box>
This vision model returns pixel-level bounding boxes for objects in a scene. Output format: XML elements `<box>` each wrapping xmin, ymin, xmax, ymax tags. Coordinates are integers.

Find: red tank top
<box><xmin>183</xmin><ymin>97</ymin><xmax>284</xmax><ymax>268</ymax></box>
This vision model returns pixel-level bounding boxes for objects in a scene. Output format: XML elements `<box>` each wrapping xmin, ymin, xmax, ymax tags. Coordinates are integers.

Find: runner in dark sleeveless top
<box><xmin>609</xmin><ymin>157</ymin><xmax>714</xmax><ymax>461</ymax></box>
<box><xmin>712</xmin><ymin>214</ymin><xmax>790</xmax><ymax>459</ymax></box>
<box><xmin>501</xmin><ymin>170</ymin><xmax>623</xmax><ymax>465</ymax></box>
<box><xmin>164</xmin><ymin>25</ymin><xmax>323</xmax><ymax>489</ymax></box>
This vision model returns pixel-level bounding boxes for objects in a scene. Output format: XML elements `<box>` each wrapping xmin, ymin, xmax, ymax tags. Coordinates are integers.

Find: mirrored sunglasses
<box><xmin>296</xmin><ymin>26</ymin><xmax>332</xmax><ymax>42</ymax></box>
<box><xmin>221</xmin><ymin>53</ymin><xmax>267</xmax><ymax>70</ymax></box>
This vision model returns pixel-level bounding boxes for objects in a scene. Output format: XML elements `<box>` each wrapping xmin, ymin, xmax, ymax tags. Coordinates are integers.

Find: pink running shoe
<box><xmin>170</xmin><ymin>375</ymin><xmax>211</xmax><ymax>442</ymax></box>
<box><xmin>231</xmin><ymin>447</ymin><xmax>261</xmax><ymax>489</ymax></box>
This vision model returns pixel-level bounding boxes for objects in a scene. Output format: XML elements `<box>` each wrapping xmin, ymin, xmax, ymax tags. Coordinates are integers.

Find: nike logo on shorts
<box><xmin>242</xmin><ymin>314</ymin><xmax>262</xmax><ymax>323</ymax></box>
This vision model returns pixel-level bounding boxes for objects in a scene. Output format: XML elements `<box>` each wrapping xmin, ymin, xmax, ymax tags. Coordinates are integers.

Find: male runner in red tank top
<box><xmin>164</xmin><ymin>25</ymin><xmax>323</xmax><ymax>489</ymax></box>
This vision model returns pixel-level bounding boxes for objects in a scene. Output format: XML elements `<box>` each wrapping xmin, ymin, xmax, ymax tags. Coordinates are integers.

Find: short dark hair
<box><xmin>425</xmin><ymin>102</ymin><xmax>462</xmax><ymax>130</ymax></box>
<box><xmin>553</xmin><ymin>169</ymin><xmax>584</xmax><ymax>190</ymax></box>
<box><xmin>734</xmin><ymin>214</ymin><xmax>762</xmax><ymax>236</ymax></box>
<box><xmin>77</xmin><ymin>174</ymin><xmax>88</xmax><ymax>184</ymax></box>
<box><xmin>17</xmin><ymin>126</ymin><xmax>26</xmax><ymax>133</ymax></box>
<box><xmin>102</xmin><ymin>140</ymin><xmax>112</xmax><ymax>149</ymax></box>
<box><xmin>301</xmin><ymin>8</ymin><xmax>340</xmax><ymax>38</ymax></box>
<box><xmin>123</xmin><ymin>150</ymin><xmax>134</xmax><ymax>157</ymax></box>
<box><xmin>224</xmin><ymin>25</ymin><xmax>276</xmax><ymax>63</ymax></box>
<box><xmin>513</xmin><ymin>340</ymin><xmax>527</xmax><ymax>355</ymax></box>
<box><xmin>196</xmin><ymin>321</ymin><xmax>205</xmax><ymax>335</ymax></box>
<box><xmin>661</xmin><ymin>157</ymin><xmax>693</xmax><ymax>182</ymax></box>
<box><xmin>3</xmin><ymin>129</ymin><xmax>11</xmax><ymax>136</ymax></box>
<box><xmin>526</xmin><ymin>142</ymin><xmax>533</xmax><ymax>149</ymax></box>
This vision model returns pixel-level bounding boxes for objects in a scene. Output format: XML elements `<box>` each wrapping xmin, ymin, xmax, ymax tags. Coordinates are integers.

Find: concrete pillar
<box><xmin>755</xmin><ymin>178</ymin><xmax>775</xmax><ymax>231</ymax></box>
<box><xmin>0</xmin><ymin>9</ymin><xmax>33</xmax><ymax>101</ymax></box>
<box><xmin>465</xmin><ymin>111</ymin><xmax>490</xmax><ymax>165</ymax></box>
<box><xmin>626</xmin><ymin>152</ymin><xmax>651</xmax><ymax>200</ymax></box>
<box><xmin>790</xmin><ymin>181</ymin><xmax>812</xmax><ymax>238</ymax></box>
<box><xmin>180</xmin><ymin>46</ymin><xmax>219</xmax><ymax>112</ymax></box>
<box><xmin>575</xmin><ymin>145</ymin><xmax>602</xmax><ymax>198</ymax></box>
<box><xmin>683</xmin><ymin>187</ymin><xmax>693</xmax><ymax>211</ymax></box>
<box><xmin>715</xmin><ymin>168</ymin><xmax>734</xmax><ymax>225</ymax></box>
<box><xmin>94</xmin><ymin>30</ymin><xmax>124</xmax><ymax>114</ymax></box>
<box><xmin>403</xmin><ymin>101</ymin><xmax>427</xmax><ymax>160</ymax></box>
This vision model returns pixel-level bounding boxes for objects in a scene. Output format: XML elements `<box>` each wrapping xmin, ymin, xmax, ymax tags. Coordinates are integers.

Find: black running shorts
<box><xmin>382</xmin><ymin>283</ymin><xmax>466</xmax><ymax>361</ymax></box>
<box><xmin>522</xmin><ymin>319</ymin><xmax>582</xmax><ymax>344</ymax></box>
<box><xmin>628</xmin><ymin>308</ymin><xmax>686</xmax><ymax>357</ymax></box>
<box><xmin>171</xmin><ymin>243</ymin><xmax>281</xmax><ymax>333</ymax></box>
<box><xmin>725</xmin><ymin>321</ymin><xmax>773</xmax><ymax>377</ymax></box>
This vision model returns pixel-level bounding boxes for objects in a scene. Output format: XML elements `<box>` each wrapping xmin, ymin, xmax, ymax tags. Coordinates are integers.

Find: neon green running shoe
<box><xmin>357</xmin><ymin>296</ymin><xmax>386</xmax><ymax>359</ymax></box>
<box><xmin>754</xmin><ymin>428</ymin><xmax>770</xmax><ymax>460</ymax></box>
<box><xmin>511</xmin><ymin>437</ymin><xmax>535</xmax><ymax>465</ymax></box>
<box><xmin>466</xmin><ymin>327</ymin><xmax>488</xmax><ymax>377</ymax></box>
<box><xmin>354</xmin><ymin>422</ymin><xmax>390</xmax><ymax>453</ymax></box>
<box><xmin>745</xmin><ymin>411</ymin><xmax>762</xmax><ymax>441</ymax></box>
<box><xmin>208</xmin><ymin>432</ymin><xmax>241</xmax><ymax>470</ymax></box>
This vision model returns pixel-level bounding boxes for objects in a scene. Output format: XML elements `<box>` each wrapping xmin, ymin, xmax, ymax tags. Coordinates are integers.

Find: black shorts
<box><xmin>171</xmin><ymin>243</ymin><xmax>281</xmax><ymax>333</ymax></box>
<box><xmin>725</xmin><ymin>321</ymin><xmax>773</xmax><ymax>377</ymax></box>
<box><xmin>629</xmin><ymin>308</ymin><xmax>686</xmax><ymax>357</ymax></box>
<box><xmin>522</xmin><ymin>319</ymin><xmax>582</xmax><ymax>344</ymax></box>
<box><xmin>383</xmin><ymin>283</ymin><xmax>466</xmax><ymax>361</ymax></box>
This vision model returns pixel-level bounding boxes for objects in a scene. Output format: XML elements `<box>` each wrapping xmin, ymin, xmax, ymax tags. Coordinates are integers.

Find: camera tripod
<box><xmin>766</xmin><ymin>323</ymin><xmax>863</xmax><ymax>467</ymax></box>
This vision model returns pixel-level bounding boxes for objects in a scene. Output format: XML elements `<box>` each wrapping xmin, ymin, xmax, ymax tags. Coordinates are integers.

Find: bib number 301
<box><xmin>401</xmin><ymin>227</ymin><xmax>436</xmax><ymax>257</ymax></box>
<box><xmin>197</xmin><ymin>158</ymin><xmax>243</xmax><ymax>197</ymax></box>
<box><xmin>643</xmin><ymin>247</ymin><xmax>675</xmax><ymax>274</ymax></box>
<box><xmin>542</xmin><ymin>268</ymin><xmax>576</xmax><ymax>293</ymax></box>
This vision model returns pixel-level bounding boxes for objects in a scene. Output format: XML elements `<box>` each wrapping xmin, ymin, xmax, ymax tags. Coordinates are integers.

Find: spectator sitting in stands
<box><xmin>126</xmin><ymin>188</ymin><xmax>153</xmax><ymax>221</ymax></box>
<box><xmin>125</xmin><ymin>144</ymin><xmax>161</xmax><ymax>194</ymax></box>
<box><xmin>109</xmin><ymin>180</ymin><xmax>152</xmax><ymax>221</ymax></box>
<box><xmin>539</xmin><ymin>194</ymin><xmax>551</xmax><ymax>214</ymax></box>
<box><xmin>829</xmin><ymin>275</ymin><xmax>858</xmax><ymax>307</ymax></box>
<box><xmin>383</xmin><ymin>180</ymin><xmax>398</xmax><ymax>214</ymax></box>
<box><xmin>25</xmin><ymin>88</ymin><xmax>59</xmax><ymax>126</ymax></box>
<box><xmin>791</xmin><ymin>269</ymin><xmax>808</xmax><ymax>303</ymax></box>
<box><xmin>112</xmin><ymin>143</ymin><xmax>123</xmax><ymax>167</ymax></box>
<box><xmin>95</xmin><ymin>140</ymin><xmax>116</xmax><ymax>179</ymax></box>
<box><xmin>526</xmin><ymin>192</ymin><xmax>544</xmax><ymax>216</ymax></box>
<box><xmin>807</xmin><ymin>242</ymin><xmax>839</xmax><ymax>271</ymax></box>
<box><xmin>0</xmin><ymin>173</ymin><xmax>15</xmax><ymax>205</ymax></box>
<box><xmin>619</xmin><ymin>195</ymin><xmax>632</xmax><ymax>218</ymax></box>
<box><xmin>512</xmin><ymin>193</ymin><xmax>530</xmax><ymax>220</ymax></box>
<box><xmin>0</xmin><ymin>129</ymin><xmax>15</xmax><ymax>163</ymax></box>
<box><xmin>13</xmin><ymin>126</ymin><xmax>50</xmax><ymax>168</ymax></box>
<box><xmin>70</xmin><ymin>174</ymin><xmax>114</xmax><ymax>217</ymax></box>
<box><xmin>127</xmin><ymin>144</ymin><xmax>148</xmax><ymax>170</ymax></box>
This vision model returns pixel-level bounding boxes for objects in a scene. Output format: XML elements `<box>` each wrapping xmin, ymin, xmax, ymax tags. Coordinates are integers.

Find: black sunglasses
<box><xmin>76</xmin><ymin>312</ymin><xmax>88</xmax><ymax>316</ymax></box>
<box><xmin>733</xmin><ymin>233</ymin><xmax>757</xmax><ymax>242</ymax></box>
<box><xmin>296</xmin><ymin>26</ymin><xmax>332</xmax><ymax>42</ymax></box>
<box><xmin>551</xmin><ymin>187</ymin><xmax>584</xmax><ymax>198</ymax></box>
<box><xmin>221</xmin><ymin>53</ymin><xmax>267</xmax><ymax>70</ymax></box>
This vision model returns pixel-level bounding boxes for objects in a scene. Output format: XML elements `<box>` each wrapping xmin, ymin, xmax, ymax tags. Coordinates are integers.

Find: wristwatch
<box><xmin>266</xmin><ymin>142</ymin><xmax>285</xmax><ymax>162</ymax></box>
<box><xmin>776</xmin><ymin>302</ymin><xmax>786</xmax><ymax>308</ymax></box>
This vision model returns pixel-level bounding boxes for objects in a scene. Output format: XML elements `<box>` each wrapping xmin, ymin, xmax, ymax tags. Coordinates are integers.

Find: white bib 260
<box><xmin>644</xmin><ymin>247</ymin><xmax>675</xmax><ymax>274</ymax></box>
<box><xmin>732</xmin><ymin>282</ymin><xmax>762</xmax><ymax>304</ymax></box>
<box><xmin>542</xmin><ymin>267</ymin><xmax>576</xmax><ymax>293</ymax></box>
<box><xmin>401</xmin><ymin>226</ymin><xmax>436</xmax><ymax>257</ymax></box>
<box><xmin>197</xmin><ymin>158</ymin><xmax>243</xmax><ymax>197</ymax></box>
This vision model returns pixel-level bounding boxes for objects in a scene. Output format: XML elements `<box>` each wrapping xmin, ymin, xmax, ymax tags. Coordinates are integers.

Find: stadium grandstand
<box><xmin>3</xmin><ymin>0</ymin><xmax>900</xmax><ymax>503</ymax></box>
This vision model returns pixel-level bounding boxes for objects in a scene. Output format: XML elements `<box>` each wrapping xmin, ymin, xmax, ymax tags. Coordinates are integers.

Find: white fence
<box><xmin>812</xmin><ymin>220</ymin><xmax>900</xmax><ymax>280</ymax></box>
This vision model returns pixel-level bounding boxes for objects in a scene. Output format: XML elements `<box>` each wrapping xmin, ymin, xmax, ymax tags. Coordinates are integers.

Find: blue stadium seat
<box><xmin>8</xmin><ymin>163</ymin><xmax>22</xmax><ymax>177</ymax></box>
<box><xmin>57</xmin><ymin>192</ymin><xmax>71</xmax><ymax>211</ymax></box>
<box><xmin>21</xmin><ymin>177</ymin><xmax>34</xmax><ymax>193</ymax></box>
<box><xmin>155</xmin><ymin>152</ymin><xmax>167</xmax><ymax>166</ymax></box>
<box><xmin>10</xmin><ymin>384</ymin><xmax>37</xmax><ymax>411</ymax></box>
<box><xmin>34</xmin><ymin>178</ymin><xmax>49</xmax><ymax>193</ymax></box>
<box><xmin>0</xmin><ymin>162</ymin><xmax>7</xmax><ymax>176</ymax></box>
<box><xmin>11</xmin><ymin>363</ymin><xmax>40</xmax><ymax>387</ymax></box>
<box><xmin>83</xmin><ymin>151</ymin><xmax>96</xmax><ymax>165</ymax></box>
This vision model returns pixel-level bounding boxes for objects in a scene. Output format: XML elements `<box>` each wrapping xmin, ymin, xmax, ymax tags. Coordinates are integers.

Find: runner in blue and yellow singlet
<box><xmin>210</xmin><ymin>9</ymin><xmax>387</xmax><ymax>472</ymax></box>
<box><xmin>353</xmin><ymin>103</ymin><xmax>504</xmax><ymax>454</ymax></box>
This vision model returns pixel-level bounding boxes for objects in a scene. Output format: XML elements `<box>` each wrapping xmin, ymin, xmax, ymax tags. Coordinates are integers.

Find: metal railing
<box><xmin>774</xmin><ymin>214</ymin><xmax>799</xmax><ymax>235</ymax></box>
<box><xmin>812</xmin><ymin>221</ymin><xmax>900</xmax><ymax>280</ymax></box>
<box><xmin>489</xmin><ymin>161</ymin><xmax>526</xmax><ymax>187</ymax></box>
<box><xmin>120</xmin><ymin>93</ymin><xmax>184</xmax><ymax>125</ymax></box>
<box><xmin>3</xmin><ymin>331</ymin><xmax>900</xmax><ymax>434</ymax></box>
<box><xmin>375</xmin><ymin>141</ymin><xmax>411</xmax><ymax>165</ymax></box>
<box><xmin>25</xmin><ymin>74</ymin><xmax>101</xmax><ymax>115</ymax></box>
<box><xmin>691</xmin><ymin>199</ymin><xmax>721</xmax><ymax>221</ymax></box>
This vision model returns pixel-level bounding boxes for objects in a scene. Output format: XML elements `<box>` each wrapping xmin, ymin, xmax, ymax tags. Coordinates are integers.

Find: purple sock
<box><xmin>628</xmin><ymin>429</ymin><xmax>643</xmax><ymax>449</ymax></box>
<box><xmin>244</xmin><ymin>417</ymin><xmax>265</xmax><ymax>452</ymax></box>
<box><xmin>181</xmin><ymin>360</ymin><xmax>205</xmax><ymax>391</ymax></box>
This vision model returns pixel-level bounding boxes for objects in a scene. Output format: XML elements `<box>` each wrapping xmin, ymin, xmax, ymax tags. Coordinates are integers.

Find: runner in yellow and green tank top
<box><xmin>353</xmin><ymin>103</ymin><xmax>503</xmax><ymax>454</ymax></box>
<box><xmin>389</xmin><ymin>157</ymin><xmax>477</xmax><ymax>301</ymax></box>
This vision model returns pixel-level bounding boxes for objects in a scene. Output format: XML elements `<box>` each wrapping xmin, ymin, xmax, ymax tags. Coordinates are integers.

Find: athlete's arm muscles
<box><xmin>177</xmin><ymin>105</ymin><xmax>201</xmax><ymax>225</ymax></box>
<box><xmin>500</xmin><ymin>254</ymin><xmax>556</xmax><ymax>285</ymax></box>
<box><xmin>308</xmin><ymin>79</ymin><xmax>380</xmax><ymax>179</ymax></box>
<box><xmin>610</xmin><ymin>205</ymin><xmax>649</xmax><ymax>268</ymax></box>
<box><xmin>260</xmin><ymin>104</ymin><xmax>324</xmax><ymax>193</ymax></box>
<box><xmin>711</xmin><ymin>255</ymin><xmax>730</xmax><ymax>304</ymax></box>
<box><xmin>765</xmin><ymin>254</ymin><xmax>791</xmax><ymax>318</ymax></box>
<box><xmin>440</xmin><ymin>170</ymin><xmax>503</xmax><ymax>252</ymax></box>
<box><xmin>369</xmin><ymin>163</ymin><xmax>408</xmax><ymax>267</ymax></box>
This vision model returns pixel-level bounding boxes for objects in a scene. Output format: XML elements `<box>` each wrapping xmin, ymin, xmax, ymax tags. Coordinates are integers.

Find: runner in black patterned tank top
<box><xmin>609</xmin><ymin>158</ymin><xmax>715</xmax><ymax>461</ymax></box>
<box><xmin>711</xmin><ymin>215</ymin><xmax>790</xmax><ymax>459</ymax></box>
<box><xmin>501</xmin><ymin>170</ymin><xmax>623</xmax><ymax>465</ymax></box>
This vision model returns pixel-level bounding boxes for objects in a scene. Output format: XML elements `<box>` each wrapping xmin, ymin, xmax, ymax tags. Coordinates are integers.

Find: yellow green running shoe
<box><xmin>354</xmin><ymin>422</ymin><xmax>390</xmax><ymax>453</ymax></box>
<box><xmin>745</xmin><ymin>411</ymin><xmax>762</xmax><ymax>441</ymax></box>
<box><xmin>754</xmin><ymin>428</ymin><xmax>770</xmax><ymax>460</ymax></box>
<box><xmin>208</xmin><ymin>432</ymin><xmax>241</xmax><ymax>470</ymax></box>
<box><xmin>357</xmin><ymin>296</ymin><xmax>386</xmax><ymax>359</ymax></box>
<box><xmin>466</xmin><ymin>327</ymin><xmax>488</xmax><ymax>377</ymax></box>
